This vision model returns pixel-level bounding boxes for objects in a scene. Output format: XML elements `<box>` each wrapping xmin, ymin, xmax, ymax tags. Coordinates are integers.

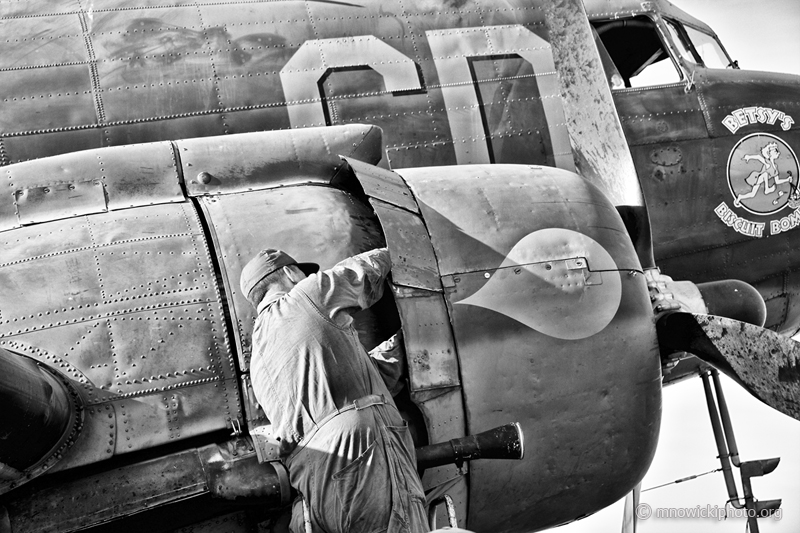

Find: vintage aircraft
<box><xmin>0</xmin><ymin>0</ymin><xmax>798</xmax><ymax>532</ymax></box>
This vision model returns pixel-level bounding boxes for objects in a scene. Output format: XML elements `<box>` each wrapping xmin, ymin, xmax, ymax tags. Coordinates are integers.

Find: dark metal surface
<box><xmin>398</xmin><ymin>163</ymin><xmax>660</xmax><ymax>530</ymax></box>
<box><xmin>696</xmin><ymin>280</ymin><xmax>767</xmax><ymax>327</ymax></box>
<box><xmin>2</xmin><ymin>439</ymin><xmax>288</xmax><ymax>533</ymax></box>
<box><xmin>341</xmin><ymin>157</ymin><xmax>419</xmax><ymax>214</ymax></box>
<box><xmin>0</xmin><ymin>350</ymin><xmax>72</xmax><ymax>471</ymax></box>
<box><xmin>371</xmin><ymin>201</ymin><xmax>441</xmax><ymax>292</ymax></box>
<box><xmin>658</xmin><ymin>313</ymin><xmax>800</xmax><ymax>420</ymax></box>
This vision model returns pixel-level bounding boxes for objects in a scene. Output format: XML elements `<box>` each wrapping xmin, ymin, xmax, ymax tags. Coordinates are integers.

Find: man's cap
<box><xmin>239</xmin><ymin>249</ymin><xmax>319</xmax><ymax>299</ymax></box>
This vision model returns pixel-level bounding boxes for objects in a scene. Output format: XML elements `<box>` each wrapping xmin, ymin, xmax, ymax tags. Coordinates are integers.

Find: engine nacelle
<box><xmin>0</xmin><ymin>126</ymin><xmax>661</xmax><ymax>532</ymax></box>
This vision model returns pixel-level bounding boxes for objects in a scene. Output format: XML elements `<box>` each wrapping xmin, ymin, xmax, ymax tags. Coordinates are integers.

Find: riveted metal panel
<box><xmin>91</xmin><ymin>7</ymin><xmax>218</xmax><ymax>123</ymax></box>
<box><xmin>0</xmin><ymin>128</ymin><xmax>104</xmax><ymax>167</ymax></box>
<box><xmin>392</xmin><ymin>286</ymin><xmax>467</xmax><ymax>525</ymax></box>
<box><xmin>613</xmin><ymin>84</ymin><xmax>707</xmax><ymax>145</ymax></box>
<box><xmin>0</xmin><ymin>63</ymin><xmax>96</xmax><ymax>133</ymax></box>
<box><xmin>392</xmin><ymin>286</ymin><xmax>459</xmax><ymax>392</ymax></box>
<box><xmin>0</xmin><ymin>142</ymin><xmax>184</xmax><ymax>231</ymax></box>
<box><xmin>372</xmin><ymin>201</ymin><xmax>441</xmax><ymax>291</ymax></box>
<box><xmin>0</xmin><ymin>14</ymin><xmax>86</xmax><ymax>69</ymax></box>
<box><xmin>0</xmin><ymin>2</ymin><xmax>81</xmax><ymax>18</ymax></box>
<box><xmin>0</xmin><ymin>203</ymin><xmax>239</xmax><ymax>472</ymax></box>
<box><xmin>180</xmin><ymin>126</ymin><xmax>383</xmax><ymax>196</ymax></box>
<box><xmin>197</xmin><ymin>186</ymin><xmax>384</xmax><ymax>371</ymax></box>
<box><xmin>198</xmin><ymin>0</ymin><xmax>310</xmax><ymax>113</ymax></box>
<box><xmin>342</xmin><ymin>156</ymin><xmax>419</xmax><ymax>213</ymax></box>
<box><xmin>14</xmin><ymin>180</ymin><xmax>106</xmax><ymax>226</ymax></box>
<box><xmin>695</xmin><ymin>67</ymin><xmax>800</xmax><ymax>139</ymax></box>
<box><xmin>47</xmin><ymin>396</ymin><xmax>118</xmax><ymax>469</ymax></box>
<box><xmin>98</xmin><ymin>142</ymin><xmax>185</xmax><ymax>210</ymax></box>
<box><xmin>585</xmin><ymin>0</ymin><xmax>716</xmax><ymax>34</ymax></box>
<box><xmin>108</xmin><ymin>385</ymin><xmax>236</xmax><ymax>454</ymax></box>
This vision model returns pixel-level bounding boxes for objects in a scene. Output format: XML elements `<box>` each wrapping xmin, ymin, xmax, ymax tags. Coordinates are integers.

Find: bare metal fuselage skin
<box><xmin>2</xmin><ymin>0</ymin><xmax>798</xmax><ymax>336</ymax></box>
<box><xmin>0</xmin><ymin>0</ymin><xmax>795</xmax><ymax>531</ymax></box>
<box><xmin>0</xmin><ymin>128</ymin><xmax>661</xmax><ymax>532</ymax></box>
<box><xmin>0</xmin><ymin>1</ymin><xmax>664</xmax><ymax>531</ymax></box>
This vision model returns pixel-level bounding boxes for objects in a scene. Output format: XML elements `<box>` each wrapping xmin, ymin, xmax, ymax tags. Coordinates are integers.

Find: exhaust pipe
<box><xmin>415</xmin><ymin>423</ymin><xmax>524</xmax><ymax>470</ymax></box>
<box><xmin>0</xmin><ymin>346</ymin><xmax>81</xmax><ymax>492</ymax></box>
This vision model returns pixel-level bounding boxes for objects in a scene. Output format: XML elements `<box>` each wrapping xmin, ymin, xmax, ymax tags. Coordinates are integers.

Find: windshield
<box><xmin>684</xmin><ymin>25</ymin><xmax>731</xmax><ymax>68</ymax></box>
<box><xmin>665</xmin><ymin>19</ymin><xmax>733</xmax><ymax>69</ymax></box>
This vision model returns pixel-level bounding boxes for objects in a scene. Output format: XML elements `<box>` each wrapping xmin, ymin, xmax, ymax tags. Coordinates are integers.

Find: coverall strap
<box><xmin>289</xmin><ymin>394</ymin><xmax>390</xmax><ymax>460</ymax></box>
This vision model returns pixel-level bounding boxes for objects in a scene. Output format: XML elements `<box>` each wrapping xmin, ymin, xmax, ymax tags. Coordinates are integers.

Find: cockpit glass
<box><xmin>665</xmin><ymin>19</ymin><xmax>732</xmax><ymax>69</ymax></box>
<box><xmin>683</xmin><ymin>25</ymin><xmax>731</xmax><ymax>69</ymax></box>
<box><xmin>664</xmin><ymin>20</ymin><xmax>695</xmax><ymax>63</ymax></box>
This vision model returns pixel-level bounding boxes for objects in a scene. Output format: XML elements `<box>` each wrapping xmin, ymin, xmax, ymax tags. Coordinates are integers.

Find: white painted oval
<box><xmin>455</xmin><ymin>228</ymin><xmax>622</xmax><ymax>340</ymax></box>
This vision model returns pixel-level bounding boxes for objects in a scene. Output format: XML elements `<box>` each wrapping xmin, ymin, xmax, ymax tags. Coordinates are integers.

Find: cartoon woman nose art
<box><xmin>734</xmin><ymin>141</ymin><xmax>796</xmax><ymax>209</ymax></box>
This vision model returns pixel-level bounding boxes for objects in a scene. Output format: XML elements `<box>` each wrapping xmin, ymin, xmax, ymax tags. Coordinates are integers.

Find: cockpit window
<box><xmin>592</xmin><ymin>16</ymin><xmax>682</xmax><ymax>89</ymax></box>
<box><xmin>665</xmin><ymin>19</ymin><xmax>734</xmax><ymax>69</ymax></box>
<box><xmin>684</xmin><ymin>25</ymin><xmax>733</xmax><ymax>68</ymax></box>
<box><xmin>664</xmin><ymin>19</ymin><xmax>695</xmax><ymax>63</ymax></box>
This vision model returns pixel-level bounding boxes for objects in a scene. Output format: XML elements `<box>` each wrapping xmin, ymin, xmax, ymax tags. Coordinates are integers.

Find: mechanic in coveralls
<box><xmin>240</xmin><ymin>247</ymin><xmax>430</xmax><ymax>533</ymax></box>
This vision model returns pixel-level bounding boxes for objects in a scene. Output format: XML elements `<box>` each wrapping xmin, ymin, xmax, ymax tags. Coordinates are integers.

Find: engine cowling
<box><xmin>347</xmin><ymin>159</ymin><xmax>662</xmax><ymax>530</ymax></box>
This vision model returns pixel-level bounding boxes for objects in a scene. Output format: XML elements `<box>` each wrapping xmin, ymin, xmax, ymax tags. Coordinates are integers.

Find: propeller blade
<box><xmin>544</xmin><ymin>0</ymin><xmax>654</xmax><ymax>269</ymax></box>
<box><xmin>657</xmin><ymin>312</ymin><xmax>800</xmax><ymax>420</ymax></box>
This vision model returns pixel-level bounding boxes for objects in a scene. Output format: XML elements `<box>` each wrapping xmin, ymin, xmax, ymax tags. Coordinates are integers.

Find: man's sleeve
<box><xmin>368</xmin><ymin>330</ymin><xmax>406</xmax><ymax>396</ymax></box>
<box><xmin>299</xmin><ymin>247</ymin><xmax>392</xmax><ymax>327</ymax></box>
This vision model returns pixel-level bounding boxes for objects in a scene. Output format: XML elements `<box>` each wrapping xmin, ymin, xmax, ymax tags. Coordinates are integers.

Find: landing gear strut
<box><xmin>701</xmin><ymin>369</ymin><xmax>782</xmax><ymax>532</ymax></box>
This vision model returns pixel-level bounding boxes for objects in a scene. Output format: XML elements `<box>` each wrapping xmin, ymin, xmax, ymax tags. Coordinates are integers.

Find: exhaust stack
<box><xmin>415</xmin><ymin>423</ymin><xmax>524</xmax><ymax>470</ymax></box>
<box><xmin>0</xmin><ymin>347</ymin><xmax>81</xmax><ymax>492</ymax></box>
